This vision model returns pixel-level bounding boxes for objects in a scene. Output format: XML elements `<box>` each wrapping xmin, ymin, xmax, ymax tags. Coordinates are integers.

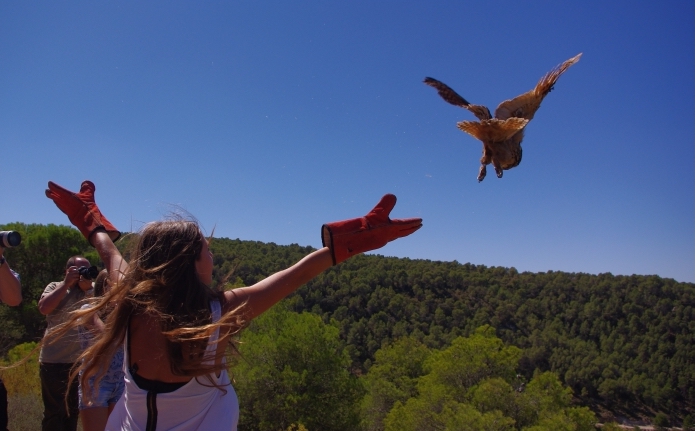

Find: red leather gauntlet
<box><xmin>45</xmin><ymin>181</ymin><xmax>121</xmax><ymax>244</ymax></box>
<box><xmin>322</xmin><ymin>194</ymin><xmax>422</xmax><ymax>265</ymax></box>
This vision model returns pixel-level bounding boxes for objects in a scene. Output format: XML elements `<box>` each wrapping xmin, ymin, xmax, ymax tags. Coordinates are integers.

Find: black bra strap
<box><xmin>131</xmin><ymin>368</ymin><xmax>187</xmax><ymax>394</ymax></box>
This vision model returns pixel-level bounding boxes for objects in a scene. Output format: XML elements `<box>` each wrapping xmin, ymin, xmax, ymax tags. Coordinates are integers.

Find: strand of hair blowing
<box><xmin>67</xmin><ymin>220</ymin><xmax>246</xmax><ymax>403</ymax></box>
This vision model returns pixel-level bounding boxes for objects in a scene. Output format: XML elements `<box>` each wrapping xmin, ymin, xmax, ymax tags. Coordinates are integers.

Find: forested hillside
<box><xmin>208</xmin><ymin>235</ymin><xmax>695</xmax><ymax>422</ymax></box>
<box><xmin>2</xmin><ymin>223</ymin><xmax>693</xmax><ymax>425</ymax></box>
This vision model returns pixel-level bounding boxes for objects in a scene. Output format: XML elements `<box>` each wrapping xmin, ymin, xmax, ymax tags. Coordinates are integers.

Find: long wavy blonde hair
<box><xmin>58</xmin><ymin>218</ymin><xmax>246</xmax><ymax>402</ymax></box>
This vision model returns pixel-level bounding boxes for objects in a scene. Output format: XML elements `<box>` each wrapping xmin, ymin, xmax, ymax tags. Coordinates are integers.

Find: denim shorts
<box><xmin>78</xmin><ymin>377</ymin><xmax>125</xmax><ymax>409</ymax></box>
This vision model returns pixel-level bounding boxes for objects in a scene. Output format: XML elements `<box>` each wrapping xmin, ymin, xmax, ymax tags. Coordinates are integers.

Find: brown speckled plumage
<box><xmin>424</xmin><ymin>53</ymin><xmax>581</xmax><ymax>182</ymax></box>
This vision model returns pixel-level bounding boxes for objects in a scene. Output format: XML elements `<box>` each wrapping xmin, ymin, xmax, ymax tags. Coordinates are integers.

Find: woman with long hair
<box><xmin>44</xmin><ymin>180</ymin><xmax>421</xmax><ymax>431</ymax></box>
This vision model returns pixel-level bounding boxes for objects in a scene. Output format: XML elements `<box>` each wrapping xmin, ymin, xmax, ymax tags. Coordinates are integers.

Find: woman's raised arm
<box><xmin>45</xmin><ymin>180</ymin><xmax>126</xmax><ymax>284</ymax></box>
<box><xmin>224</xmin><ymin>194</ymin><xmax>422</xmax><ymax>320</ymax></box>
<box><xmin>91</xmin><ymin>231</ymin><xmax>128</xmax><ymax>285</ymax></box>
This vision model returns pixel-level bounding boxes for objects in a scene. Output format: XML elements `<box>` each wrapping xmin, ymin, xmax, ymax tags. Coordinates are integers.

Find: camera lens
<box><xmin>0</xmin><ymin>231</ymin><xmax>21</xmax><ymax>248</ymax></box>
<box><xmin>77</xmin><ymin>266</ymin><xmax>99</xmax><ymax>280</ymax></box>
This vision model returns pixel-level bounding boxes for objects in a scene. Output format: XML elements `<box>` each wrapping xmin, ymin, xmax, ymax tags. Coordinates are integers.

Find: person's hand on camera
<box><xmin>321</xmin><ymin>194</ymin><xmax>422</xmax><ymax>265</ymax></box>
<box><xmin>63</xmin><ymin>266</ymin><xmax>82</xmax><ymax>288</ymax></box>
<box><xmin>45</xmin><ymin>180</ymin><xmax>120</xmax><ymax>244</ymax></box>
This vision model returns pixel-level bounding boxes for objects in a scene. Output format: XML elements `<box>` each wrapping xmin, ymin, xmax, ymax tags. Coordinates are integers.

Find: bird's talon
<box><xmin>477</xmin><ymin>165</ymin><xmax>487</xmax><ymax>182</ymax></box>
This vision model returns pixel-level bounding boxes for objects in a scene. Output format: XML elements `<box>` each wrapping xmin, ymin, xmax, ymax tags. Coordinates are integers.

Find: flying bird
<box><xmin>424</xmin><ymin>53</ymin><xmax>582</xmax><ymax>182</ymax></box>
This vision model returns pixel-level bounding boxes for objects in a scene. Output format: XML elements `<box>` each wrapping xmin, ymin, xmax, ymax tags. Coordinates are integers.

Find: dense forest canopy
<box><xmin>1</xmin><ymin>222</ymin><xmax>693</xmax><ymax>425</ymax></box>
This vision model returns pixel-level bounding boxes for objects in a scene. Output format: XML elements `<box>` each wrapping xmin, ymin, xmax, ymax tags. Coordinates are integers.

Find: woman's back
<box><xmin>128</xmin><ymin>313</ymin><xmax>190</xmax><ymax>384</ymax></box>
<box><xmin>106</xmin><ymin>301</ymin><xmax>239</xmax><ymax>431</ymax></box>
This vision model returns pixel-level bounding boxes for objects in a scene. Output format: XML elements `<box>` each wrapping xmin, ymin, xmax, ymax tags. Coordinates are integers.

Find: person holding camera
<box><xmin>38</xmin><ymin>255</ymin><xmax>96</xmax><ymax>431</ymax></box>
<box><xmin>1</xmin><ymin>237</ymin><xmax>22</xmax><ymax>431</ymax></box>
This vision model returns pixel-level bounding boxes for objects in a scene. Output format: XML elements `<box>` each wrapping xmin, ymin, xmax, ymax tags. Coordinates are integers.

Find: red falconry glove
<box><xmin>45</xmin><ymin>180</ymin><xmax>121</xmax><ymax>244</ymax></box>
<box><xmin>322</xmin><ymin>194</ymin><xmax>422</xmax><ymax>265</ymax></box>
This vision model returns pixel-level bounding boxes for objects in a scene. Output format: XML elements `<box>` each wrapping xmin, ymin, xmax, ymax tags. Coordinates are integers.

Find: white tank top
<box><xmin>105</xmin><ymin>300</ymin><xmax>239</xmax><ymax>430</ymax></box>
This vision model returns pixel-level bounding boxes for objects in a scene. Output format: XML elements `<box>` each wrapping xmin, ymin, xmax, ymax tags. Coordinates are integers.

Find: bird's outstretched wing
<box><xmin>423</xmin><ymin>77</ymin><xmax>470</xmax><ymax>106</ymax></box>
<box><xmin>494</xmin><ymin>53</ymin><xmax>582</xmax><ymax>121</ymax></box>
<box><xmin>424</xmin><ymin>77</ymin><xmax>492</xmax><ymax>120</ymax></box>
<box><xmin>456</xmin><ymin>117</ymin><xmax>529</xmax><ymax>142</ymax></box>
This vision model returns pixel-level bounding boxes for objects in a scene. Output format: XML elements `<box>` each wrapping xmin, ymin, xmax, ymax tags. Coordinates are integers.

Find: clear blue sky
<box><xmin>1</xmin><ymin>1</ymin><xmax>693</xmax><ymax>283</ymax></box>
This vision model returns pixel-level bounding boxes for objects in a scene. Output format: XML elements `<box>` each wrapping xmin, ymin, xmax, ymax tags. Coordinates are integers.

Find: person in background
<box><xmin>44</xmin><ymin>180</ymin><xmax>422</xmax><ymax>431</ymax></box>
<box><xmin>38</xmin><ymin>255</ymin><xmax>94</xmax><ymax>431</ymax></box>
<box><xmin>0</xmin><ymin>245</ymin><xmax>22</xmax><ymax>431</ymax></box>
<box><xmin>77</xmin><ymin>269</ymin><xmax>125</xmax><ymax>431</ymax></box>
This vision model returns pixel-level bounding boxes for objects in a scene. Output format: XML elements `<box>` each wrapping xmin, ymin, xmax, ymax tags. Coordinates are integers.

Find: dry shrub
<box><xmin>1</xmin><ymin>342</ymin><xmax>41</xmax><ymax>396</ymax></box>
<box><xmin>1</xmin><ymin>342</ymin><xmax>43</xmax><ymax>430</ymax></box>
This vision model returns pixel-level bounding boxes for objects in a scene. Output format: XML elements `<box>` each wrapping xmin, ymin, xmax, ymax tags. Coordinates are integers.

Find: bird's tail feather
<box><xmin>457</xmin><ymin>118</ymin><xmax>529</xmax><ymax>142</ymax></box>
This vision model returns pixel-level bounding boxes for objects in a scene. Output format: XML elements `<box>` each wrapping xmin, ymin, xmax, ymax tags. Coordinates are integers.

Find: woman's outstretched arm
<box><xmin>224</xmin><ymin>247</ymin><xmax>332</xmax><ymax>320</ymax></box>
<box><xmin>222</xmin><ymin>194</ymin><xmax>422</xmax><ymax>320</ymax></box>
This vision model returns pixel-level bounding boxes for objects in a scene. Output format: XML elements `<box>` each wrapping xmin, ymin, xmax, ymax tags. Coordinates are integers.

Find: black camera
<box><xmin>77</xmin><ymin>266</ymin><xmax>99</xmax><ymax>280</ymax></box>
<box><xmin>0</xmin><ymin>231</ymin><xmax>21</xmax><ymax>248</ymax></box>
